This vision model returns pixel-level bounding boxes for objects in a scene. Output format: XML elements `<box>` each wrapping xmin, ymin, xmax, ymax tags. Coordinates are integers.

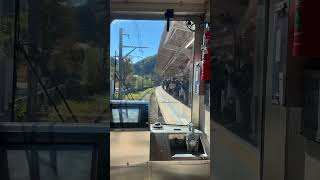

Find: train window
<box><xmin>303</xmin><ymin>71</ymin><xmax>320</xmax><ymax>142</ymax></box>
<box><xmin>1</xmin><ymin>0</ymin><xmax>109</xmax><ymax>123</ymax></box>
<box><xmin>112</xmin><ymin>108</ymin><xmax>140</xmax><ymax>123</ymax></box>
<box><xmin>110</xmin><ymin>100</ymin><xmax>148</xmax><ymax>129</ymax></box>
<box><xmin>110</xmin><ymin>20</ymin><xmax>194</xmax><ymax>127</ymax></box>
<box><xmin>6</xmin><ymin>150</ymin><xmax>29</xmax><ymax>180</ymax></box>
<box><xmin>212</xmin><ymin>0</ymin><xmax>263</xmax><ymax>146</ymax></box>
<box><xmin>0</xmin><ymin>123</ymin><xmax>109</xmax><ymax>180</ymax></box>
<box><xmin>0</xmin><ymin>0</ymin><xmax>15</xmax><ymax>121</ymax></box>
<box><xmin>0</xmin><ymin>0</ymin><xmax>110</xmax><ymax>179</ymax></box>
<box><xmin>7</xmin><ymin>149</ymin><xmax>92</xmax><ymax>180</ymax></box>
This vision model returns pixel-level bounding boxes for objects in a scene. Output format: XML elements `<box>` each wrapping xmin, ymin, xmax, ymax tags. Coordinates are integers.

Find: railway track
<box><xmin>140</xmin><ymin>88</ymin><xmax>155</xmax><ymax>101</ymax></box>
<box><xmin>135</xmin><ymin>87</ymin><xmax>160</xmax><ymax>124</ymax></box>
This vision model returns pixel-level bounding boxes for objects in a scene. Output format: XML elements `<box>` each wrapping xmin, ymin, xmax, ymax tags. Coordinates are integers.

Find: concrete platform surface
<box><xmin>155</xmin><ymin>86</ymin><xmax>191</xmax><ymax>125</ymax></box>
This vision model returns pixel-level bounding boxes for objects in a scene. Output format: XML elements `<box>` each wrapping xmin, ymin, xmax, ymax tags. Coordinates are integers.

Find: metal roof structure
<box><xmin>110</xmin><ymin>0</ymin><xmax>209</xmax><ymax>78</ymax></box>
<box><xmin>155</xmin><ymin>21</ymin><xmax>194</xmax><ymax>77</ymax></box>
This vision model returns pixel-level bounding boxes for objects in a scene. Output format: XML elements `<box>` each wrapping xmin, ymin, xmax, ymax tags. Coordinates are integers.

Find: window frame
<box><xmin>0</xmin><ymin>123</ymin><xmax>110</xmax><ymax>180</ymax></box>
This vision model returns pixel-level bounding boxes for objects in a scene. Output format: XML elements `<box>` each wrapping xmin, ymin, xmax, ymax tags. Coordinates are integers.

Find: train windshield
<box><xmin>110</xmin><ymin>20</ymin><xmax>210</xmax><ymax>127</ymax></box>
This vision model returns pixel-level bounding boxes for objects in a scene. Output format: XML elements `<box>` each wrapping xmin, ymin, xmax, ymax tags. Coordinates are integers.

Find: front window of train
<box><xmin>110</xmin><ymin>20</ymin><xmax>198</xmax><ymax>126</ymax></box>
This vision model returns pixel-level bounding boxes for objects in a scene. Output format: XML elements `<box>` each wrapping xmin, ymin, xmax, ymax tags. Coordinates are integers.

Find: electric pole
<box><xmin>118</xmin><ymin>28</ymin><xmax>148</xmax><ymax>99</ymax></box>
<box><xmin>118</xmin><ymin>28</ymin><xmax>123</xmax><ymax>99</ymax></box>
<box><xmin>113</xmin><ymin>51</ymin><xmax>117</xmax><ymax>99</ymax></box>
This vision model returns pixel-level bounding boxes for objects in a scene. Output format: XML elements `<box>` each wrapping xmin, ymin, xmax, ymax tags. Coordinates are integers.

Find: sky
<box><xmin>110</xmin><ymin>20</ymin><xmax>165</xmax><ymax>63</ymax></box>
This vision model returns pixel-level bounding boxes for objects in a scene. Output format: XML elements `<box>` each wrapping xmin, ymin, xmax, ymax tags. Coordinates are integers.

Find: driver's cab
<box><xmin>109</xmin><ymin>2</ymin><xmax>211</xmax><ymax>179</ymax></box>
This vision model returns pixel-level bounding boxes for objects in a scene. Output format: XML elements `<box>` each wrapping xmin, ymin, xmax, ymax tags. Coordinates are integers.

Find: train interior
<box><xmin>0</xmin><ymin>0</ymin><xmax>320</xmax><ymax>180</ymax></box>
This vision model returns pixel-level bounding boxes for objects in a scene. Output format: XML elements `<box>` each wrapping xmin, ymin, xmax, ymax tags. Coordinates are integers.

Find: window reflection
<box><xmin>112</xmin><ymin>108</ymin><xmax>140</xmax><ymax>123</ymax></box>
<box><xmin>0</xmin><ymin>0</ymin><xmax>15</xmax><ymax>121</ymax></box>
<box><xmin>212</xmin><ymin>0</ymin><xmax>260</xmax><ymax>145</ymax></box>
<box><xmin>8</xmin><ymin>0</ymin><xmax>108</xmax><ymax>123</ymax></box>
<box><xmin>7</xmin><ymin>149</ymin><xmax>92</xmax><ymax>180</ymax></box>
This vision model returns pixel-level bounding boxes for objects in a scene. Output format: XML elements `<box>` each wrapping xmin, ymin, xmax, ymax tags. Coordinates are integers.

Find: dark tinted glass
<box><xmin>0</xmin><ymin>0</ymin><xmax>15</xmax><ymax>121</ymax></box>
<box><xmin>7</xmin><ymin>149</ymin><xmax>92</xmax><ymax>180</ymax></box>
<box><xmin>9</xmin><ymin>0</ymin><xmax>108</xmax><ymax>123</ymax></box>
<box><xmin>212</xmin><ymin>0</ymin><xmax>262</xmax><ymax>146</ymax></box>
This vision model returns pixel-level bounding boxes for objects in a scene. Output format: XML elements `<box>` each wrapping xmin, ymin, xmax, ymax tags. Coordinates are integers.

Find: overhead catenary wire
<box><xmin>18</xmin><ymin>43</ymin><xmax>65</xmax><ymax>122</ymax></box>
<box><xmin>42</xmin><ymin>65</ymin><xmax>79</xmax><ymax>122</ymax></box>
<box><xmin>133</xmin><ymin>21</ymin><xmax>144</xmax><ymax>55</ymax></box>
<box><xmin>11</xmin><ymin>0</ymin><xmax>80</xmax><ymax>123</ymax></box>
<box><xmin>126</xmin><ymin>35</ymin><xmax>135</xmax><ymax>60</ymax></box>
<box><xmin>114</xmin><ymin>73</ymin><xmax>134</xmax><ymax>100</ymax></box>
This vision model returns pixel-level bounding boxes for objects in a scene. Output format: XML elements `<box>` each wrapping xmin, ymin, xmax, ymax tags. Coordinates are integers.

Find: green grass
<box><xmin>48</xmin><ymin>95</ymin><xmax>108</xmax><ymax>122</ymax></box>
<box><xmin>125</xmin><ymin>87</ymin><xmax>155</xmax><ymax>100</ymax></box>
<box><xmin>33</xmin><ymin>88</ymin><xmax>155</xmax><ymax>122</ymax></box>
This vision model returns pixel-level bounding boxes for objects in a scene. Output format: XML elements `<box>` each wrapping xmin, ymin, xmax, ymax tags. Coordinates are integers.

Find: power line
<box><xmin>133</xmin><ymin>21</ymin><xmax>144</xmax><ymax>55</ymax></box>
<box><xmin>118</xmin><ymin>28</ymin><xmax>148</xmax><ymax>99</ymax></box>
<box><xmin>127</xmin><ymin>34</ymin><xmax>134</xmax><ymax>47</ymax></box>
<box><xmin>133</xmin><ymin>21</ymin><xmax>140</xmax><ymax>46</ymax></box>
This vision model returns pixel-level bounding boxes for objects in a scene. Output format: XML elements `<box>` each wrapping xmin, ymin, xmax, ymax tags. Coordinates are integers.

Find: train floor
<box><xmin>110</xmin><ymin>131</ymin><xmax>210</xmax><ymax>180</ymax></box>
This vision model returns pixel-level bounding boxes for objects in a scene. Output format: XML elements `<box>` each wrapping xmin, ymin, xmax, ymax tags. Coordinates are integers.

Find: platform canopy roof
<box><xmin>110</xmin><ymin>0</ymin><xmax>209</xmax><ymax>78</ymax></box>
<box><xmin>155</xmin><ymin>21</ymin><xmax>194</xmax><ymax>78</ymax></box>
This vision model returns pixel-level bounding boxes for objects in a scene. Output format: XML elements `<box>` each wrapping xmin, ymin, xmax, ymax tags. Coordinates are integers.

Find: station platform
<box><xmin>155</xmin><ymin>86</ymin><xmax>191</xmax><ymax>125</ymax></box>
<box><xmin>155</xmin><ymin>86</ymin><xmax>210</xmax><ymax>141</ymax></box>
<box><xmin>109</xmin><ymin>87</ymin><xmax>211</xmax><ymax>180</ymax></box>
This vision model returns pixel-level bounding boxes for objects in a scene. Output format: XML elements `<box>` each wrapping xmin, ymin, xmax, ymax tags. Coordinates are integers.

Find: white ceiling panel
<box><xmin>111</xmin><ymin>0</ymin><xmax>208</xmax><ymax>19</ymax></box>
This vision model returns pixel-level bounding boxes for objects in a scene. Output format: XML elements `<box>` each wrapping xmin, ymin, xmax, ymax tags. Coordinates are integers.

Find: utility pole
<box><xmin>113</xmin><ymin>51</ymin><xmax>117</xmax><ymax>99</ymax></box>
<box><xmin>118</xmin><ymin>28</ymin><xmax>148</xmax><ymax>99</ymax></box>
<box><xmin>118</xmin><ymin>28</ymin><xmax>123</xmax><ymax>99</ymax></box>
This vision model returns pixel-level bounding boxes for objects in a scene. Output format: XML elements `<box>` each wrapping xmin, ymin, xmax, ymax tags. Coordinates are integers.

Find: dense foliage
<box><xmin>132</xmin><ymin>55</ymin><xmax>157</xmax><ymax>76</ymax></box>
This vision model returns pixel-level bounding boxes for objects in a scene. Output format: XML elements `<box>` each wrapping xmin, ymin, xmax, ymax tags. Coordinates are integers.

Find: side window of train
<box><xmin>0</xmin><ymin>0</ymin><xmax>111</xmax><ymax>180</ymax></box>
<box><xmin>212</xmin><ymin>1</ymin><xmax>264</xmax><ymax>147</ymax></box>
<box><xmin>3</xmin><ymin>0</ymin><xmax>110</xmax><ymax>124</ymax></box>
